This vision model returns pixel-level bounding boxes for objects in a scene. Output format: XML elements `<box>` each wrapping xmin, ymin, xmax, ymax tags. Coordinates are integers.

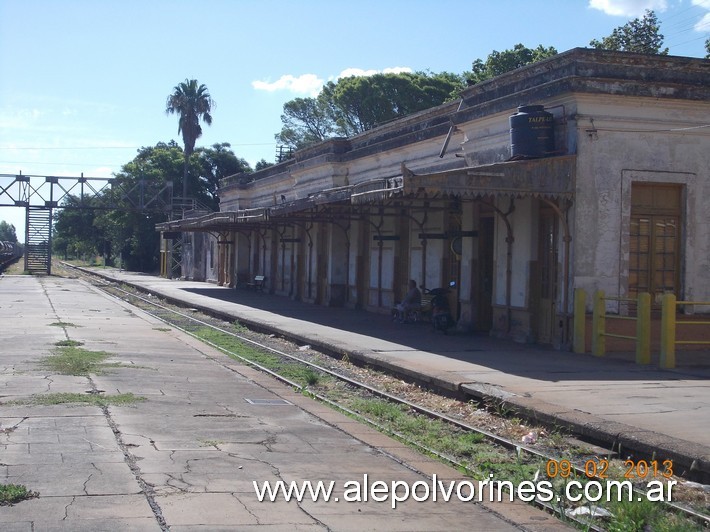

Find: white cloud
<box><xmin>588</xmin><ymin>0</ymin><xmax>668</xmax><ymax>17</ymax></box>
<box><xmin>337</xmin><ymin>66</ymin><xmax>412</xmax><ymax>79</ymax></box>
<box><xmin>251</xmin><ymin>74</ymin><xmax>325</xmax><ymax>97</ymax></box>
<box><xmin>252</xmin><ymin>67</ymin><xmax>414</xmax><ymax>97</ymax></box>
<box><xmin>692</xmin><ymin>0</ymin><xmax>710</xmax><ymax>31</ymax></box>
<box><xmin>695</xmin><ymin>12</ymin><xmax>710</xmax><ymax>30</ymax></box>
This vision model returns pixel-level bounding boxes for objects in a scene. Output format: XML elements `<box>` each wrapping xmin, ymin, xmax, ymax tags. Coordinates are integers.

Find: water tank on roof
<box><xmin>509</xmin><ymin>105</ymin><xmax>554</xmax><ymax>159</ymax></box>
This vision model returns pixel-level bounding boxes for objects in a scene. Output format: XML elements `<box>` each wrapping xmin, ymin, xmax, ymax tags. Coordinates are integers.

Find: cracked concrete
<box><xmin>0</xmin><ymin>274</ymin><xmax>567</xmax><ymax>531</ymax></box>
<box><xmin>92</xmin><ymin>268</ymin><xmax>710</xmax><ymax>480</ymax></box>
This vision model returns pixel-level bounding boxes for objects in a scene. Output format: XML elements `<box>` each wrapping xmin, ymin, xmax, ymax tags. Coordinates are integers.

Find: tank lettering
<box><xmin>528</xmin><ymin>116</ymin><xmax>552</xmax><ymax>123</ymax></box>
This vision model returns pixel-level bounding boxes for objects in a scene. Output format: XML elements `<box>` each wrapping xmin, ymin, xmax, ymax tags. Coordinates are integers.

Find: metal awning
<box><xmin>270</xmin><ymin>197</ymin><xmax>316</xmax><ymax>216</ymax></box>
<box><xmin>403</xmin><ymin>155</ymin><xmax>576</xmax><ymax>200</ymax></box>
<box><xmin>158</xmin><ymin>155</ymin><xmax>575</xmax><ymax>234</ymax></box>
<box><xmin>350</xmin><ymin>177</ymin><xmax>403</xmax><ymax>205</ymax></box>
<box><xmin>156</xmin><ymin>208</ymin><xmax>268</xmax><ymax>233</ymax></box>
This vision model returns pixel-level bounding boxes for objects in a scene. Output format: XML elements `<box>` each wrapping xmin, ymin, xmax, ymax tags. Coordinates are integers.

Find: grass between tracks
<box><xmin>195</xmin><ymin>326</ymin><xmax>323</xmax><ymax>386</ymax></box>
<box><xmin>47</xmin><ymin>265</ymin><xmax>705</xmax><ymax>532</ymax></box>
<box><xmin>190</xmin><ymin>323</ymin><xmax>705</xmax><ymax>531</ymax></box>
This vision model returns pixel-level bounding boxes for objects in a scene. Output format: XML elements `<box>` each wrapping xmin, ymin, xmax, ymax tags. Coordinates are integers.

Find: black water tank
<box><xmin>509</xmin><ymin>105</ymin><xmax>554</xmax><ymax>158</ymax></box>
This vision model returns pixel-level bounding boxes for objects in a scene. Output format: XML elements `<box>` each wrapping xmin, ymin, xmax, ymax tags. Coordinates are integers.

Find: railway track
<box><xmin>59</xmin><ymin>263</ymin><xmax>710</xmax><ymax>531</ymax></box>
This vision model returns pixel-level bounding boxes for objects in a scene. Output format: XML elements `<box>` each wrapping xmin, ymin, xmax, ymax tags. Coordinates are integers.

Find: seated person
<box><xmin>394</xmin><ymin>279</ymin><xmax>422</xmax><ymax>322</ymax></box>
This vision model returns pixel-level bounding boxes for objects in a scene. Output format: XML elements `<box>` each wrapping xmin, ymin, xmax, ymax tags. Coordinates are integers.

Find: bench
<box><xmin>247</xmin><ymin>275</ymin><xmax>266</xmax><ymax>292</ymax></box>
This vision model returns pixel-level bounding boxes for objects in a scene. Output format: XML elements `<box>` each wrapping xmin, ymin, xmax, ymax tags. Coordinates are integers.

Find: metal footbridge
<box><xmin>0</xmin><ymin>173</ymin><xmax>176</xmax><ymax>274</ymax></box>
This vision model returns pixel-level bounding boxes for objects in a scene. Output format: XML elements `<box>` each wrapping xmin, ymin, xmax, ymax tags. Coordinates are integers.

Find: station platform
<box><xmin>85</xmin><ymin>268</ymin><xmax>709</xmax><ymax>479</ymax></box>
<box><xmin>0</xmin><ymin>274</ymin><xmax>565</xmax><ymax>531</ymax></box>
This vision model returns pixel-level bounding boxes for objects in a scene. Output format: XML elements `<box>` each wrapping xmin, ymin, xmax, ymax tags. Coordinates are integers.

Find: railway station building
<box><xmin>157</xmin><ymin>48</ymin><xmax>710</xmax><ymax>349</ymax></box>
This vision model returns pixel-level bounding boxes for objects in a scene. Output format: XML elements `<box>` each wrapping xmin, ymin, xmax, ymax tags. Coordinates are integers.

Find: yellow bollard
<box><xmin>573</xmin><ymin>288</ymin><xmax>587</xmax><ymax>354</ymax></box>
<box><xmin>660</xmin><ymin>293</ymin><xmax>677</xmax><ymax>369</ymax></box>
<box><xmin>636</xmin><ymin>292</ymin><xmax>651</xmax><ymax>364</ymax></box>
<box><xmin>592</xmin><ymin>290</ymin><xmax>606</xmax><ymax>357</ymax></box>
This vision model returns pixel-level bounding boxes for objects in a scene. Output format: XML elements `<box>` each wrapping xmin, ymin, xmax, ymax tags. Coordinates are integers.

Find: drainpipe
<box><xmin>541</xmin><ymin>197</ymin><xmax>573</xmax><ymax>345</ymax></box>
<box><xmin>258</xmin><ymin>229</ymin><xmax>268</xmax><ymax>275</ymax></box>
<box><xmin>417</xmin><ymin>207</ymin><xmax>429</xmax><ymax>287</ymax></box>
<box><xmin>377</xmin><ymin>237</ymin><xmax>383</xmax><ymax>307</ymax></box>
<box><xmin>365</xmin><ymin>213</ymin><xmax>385</xmax><ymax>309</ymax></box>
<box><xmin>306</xmin><ymin>223</ymin><xmax>313</xmax><ymax>300</ymax></box>
<box><xmin>504</xmin><ymin>234</ymin><xmax>514</xmax><ymax>331</ymax></box>
<box><xmin>486</xmin><ymin>198</ymin><xmax>515</xmax><ymax>333</ymax></box>
<box><xmin>335</xmin><ymin>220</ymin><xmax>351</xmax><ymax>305</ymax></box>
<box><xmin>276</xmin><ymin>226</ymin><xmax>286</xmax><ymax>291</ymax></box>
<box><xmin>421</xmin><ymin>238</ymin><xmax>428</xmax><ymax>287</ymax></box>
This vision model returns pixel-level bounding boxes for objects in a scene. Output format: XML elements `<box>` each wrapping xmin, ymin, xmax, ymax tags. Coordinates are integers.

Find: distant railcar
<box><xmin>0</xmin><ymin>241</ymin><xmax>22</xmax><ymax>271</ymax></box>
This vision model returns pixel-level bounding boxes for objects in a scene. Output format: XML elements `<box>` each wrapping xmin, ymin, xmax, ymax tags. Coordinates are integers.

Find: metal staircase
<box><xmin>25</xmin><ymin>207</ymin><xmax>52</xmax><ymax>275</ymax></box>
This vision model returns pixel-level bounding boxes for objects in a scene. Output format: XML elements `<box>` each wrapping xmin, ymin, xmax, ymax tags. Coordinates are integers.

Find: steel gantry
<box><xmin>0</xmin><ymin>172</ymin><xmax>176</xmax><ymax>274</ymax></box>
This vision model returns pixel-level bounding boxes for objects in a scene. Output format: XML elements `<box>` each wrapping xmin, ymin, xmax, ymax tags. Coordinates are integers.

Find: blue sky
<box><xmin>1</xmin><ymin>0</ymin><xmax>709</xmax><ymax>240</ymax></box>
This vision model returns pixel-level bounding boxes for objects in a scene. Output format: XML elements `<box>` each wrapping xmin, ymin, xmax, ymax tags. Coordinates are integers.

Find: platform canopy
<box><xmin>156</xmin><ymin>155</ymin><xmax>575</xmax><ymax>234</ymax></box>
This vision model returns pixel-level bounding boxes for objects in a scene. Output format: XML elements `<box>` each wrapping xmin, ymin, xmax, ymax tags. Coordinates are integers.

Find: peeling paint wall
<box><xmin>572</xmin><ymin>94</ymin><xmax>710</xmax><ymax>308</ymax></box>
<box><xmin>171</xmin><ymin>49</ymin><xmax>710</xmax><ymax>346</ymax></box>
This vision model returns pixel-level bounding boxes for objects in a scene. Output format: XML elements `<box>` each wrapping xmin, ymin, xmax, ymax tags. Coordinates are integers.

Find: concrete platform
<box><xmin>76</xmin><ymin>268</ymin><xmax>710</xmax><ymax>479</ymax></box>
<box><xmin>0</xmin><ymin>274</ymin><xmax>566</xmax><ymax>531</ymax></box>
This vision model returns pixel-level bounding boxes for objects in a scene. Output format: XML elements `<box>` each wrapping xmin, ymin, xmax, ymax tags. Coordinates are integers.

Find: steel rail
<box><xmin>61</xmin><ymin>263</ymin><xmax>710</xmax><ymax>529</ymax></box>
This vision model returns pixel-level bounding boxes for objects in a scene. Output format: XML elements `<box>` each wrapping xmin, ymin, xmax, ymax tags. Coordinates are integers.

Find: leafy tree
<box><xmin>166</xmin><ymin>79</ymin><xmax>215</xmax><ymax>198</ymax></box>
<box><xmin>466</xmin><ymin>44</ymin><xmax>558</xmax><ymax>85</ymax></box>
<box><xmin>589</xmin><ymin>10</ymin><xmax>668</xmax><ymax>55</ymax></box>
<box><xmin>705</xmin><ymin>37</ymin><xmax>710</xmax><ymax>59</ymax></box>
<box><xmin>52</xmin><ymin>197</ymin><xmax>105</xmax><ymax>261</ymax></box>
<box><xmin>277</xmin><ymin>97</ymin><xmax>338</xmax><ymax>150</ymax></box>
<box><xmin>94</xmin><ymin>143</ymin><xmax>182</xmax><ymax>271</ymax></box>
<box><xmin>276</xmin><ymin>71</ymin><xmax>465</xmax><ymax>148</ymax></box>
<box><xmin>53</xmin><ymin>141</ymin><xmax>249</xmax><ymax>271</ymax></box>
<box><xmin>324</xmin><ymin>71</ymin><xmax>464</xmax><ymax>135</ymax></box>
<box><xmin>255</xmin><ymin>159</ymin><xmax>274</xmax><ymax>171</ymax></box>
<box><xmin>0</xmin><ymin>220</ymin><xmax>18</xmax><ymax>242</ymax></box>
<box><xmin>196</xmin><ymin>142</ymin><xmax>252</xmax><ymax>208</ymax></box>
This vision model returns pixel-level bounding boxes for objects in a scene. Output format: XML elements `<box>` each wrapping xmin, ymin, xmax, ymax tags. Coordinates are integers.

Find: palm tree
<box><xmin>165</xmin><ymin>79</ymin><xmax>215</xmax><ymax>199</ymax></box>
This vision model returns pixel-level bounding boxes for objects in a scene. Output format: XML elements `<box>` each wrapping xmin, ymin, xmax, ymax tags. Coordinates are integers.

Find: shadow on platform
<box><xmin>179</xmin><ymin>286</ymin><xmax>710</xmax><ymax>383</ymax></box>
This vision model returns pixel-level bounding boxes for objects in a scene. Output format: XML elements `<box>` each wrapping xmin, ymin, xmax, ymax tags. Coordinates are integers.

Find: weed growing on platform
<box><xmin>8</xmin><ymin>392</ymin><xmax>145</xmax><ymax>407</ymax></box>
<box><xmin>54</xmin><ymin>339</ymin><xmax>84</xmax><ymax>347</ymax></box>
<box><xmin>0</xmin><ymin>483</ymin><xmax>39</xmax><ymax>505</ymax></box>
<box><xmin>40</xmin><ymin>346</ymin><xmax>149</xmax><ymax>375</ymax></box>
<box><xmin>49</xmin><ymin>321</ymin><xmax>79</xmax><ymax>328</ymax></box>
<box><xmin>41</xmin><ymin>346</ymin><xmax>111</xmax><ymax>375</ymax></box>
<box><xmin>199</xmin><ymin>439</ymin><xmax>224</xmax><ymax>447</ymax></box>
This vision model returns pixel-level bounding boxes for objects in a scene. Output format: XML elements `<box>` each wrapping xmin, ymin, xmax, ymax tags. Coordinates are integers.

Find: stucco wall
<box><xmin>573</xmin><ymin>94</ymin><xmax>710</xmax><ymax>309</ymax></box>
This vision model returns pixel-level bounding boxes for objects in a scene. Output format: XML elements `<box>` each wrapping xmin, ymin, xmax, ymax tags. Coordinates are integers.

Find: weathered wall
<box><xmin>573</xmin><ymin>93</ymin><xmax>710</xmax><ymax>308</ymax></box>
<box><xmin>191</xmin><ymin>49</ymin><xmax>710</xmax><ymax>345</ymax></box>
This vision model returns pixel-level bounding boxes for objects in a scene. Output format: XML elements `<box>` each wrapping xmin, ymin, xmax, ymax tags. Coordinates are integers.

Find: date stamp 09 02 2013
<box><xmin>546</xmin><ymin>458</ymin><xmax>674</xmax><ymax>480</ymax></box>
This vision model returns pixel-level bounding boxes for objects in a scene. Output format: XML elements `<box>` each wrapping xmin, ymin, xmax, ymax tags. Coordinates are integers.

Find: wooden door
<box><xmin>630</xmin><ymin>184</ymin><xmax>681</xmax><ymax>302</ymax></box>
